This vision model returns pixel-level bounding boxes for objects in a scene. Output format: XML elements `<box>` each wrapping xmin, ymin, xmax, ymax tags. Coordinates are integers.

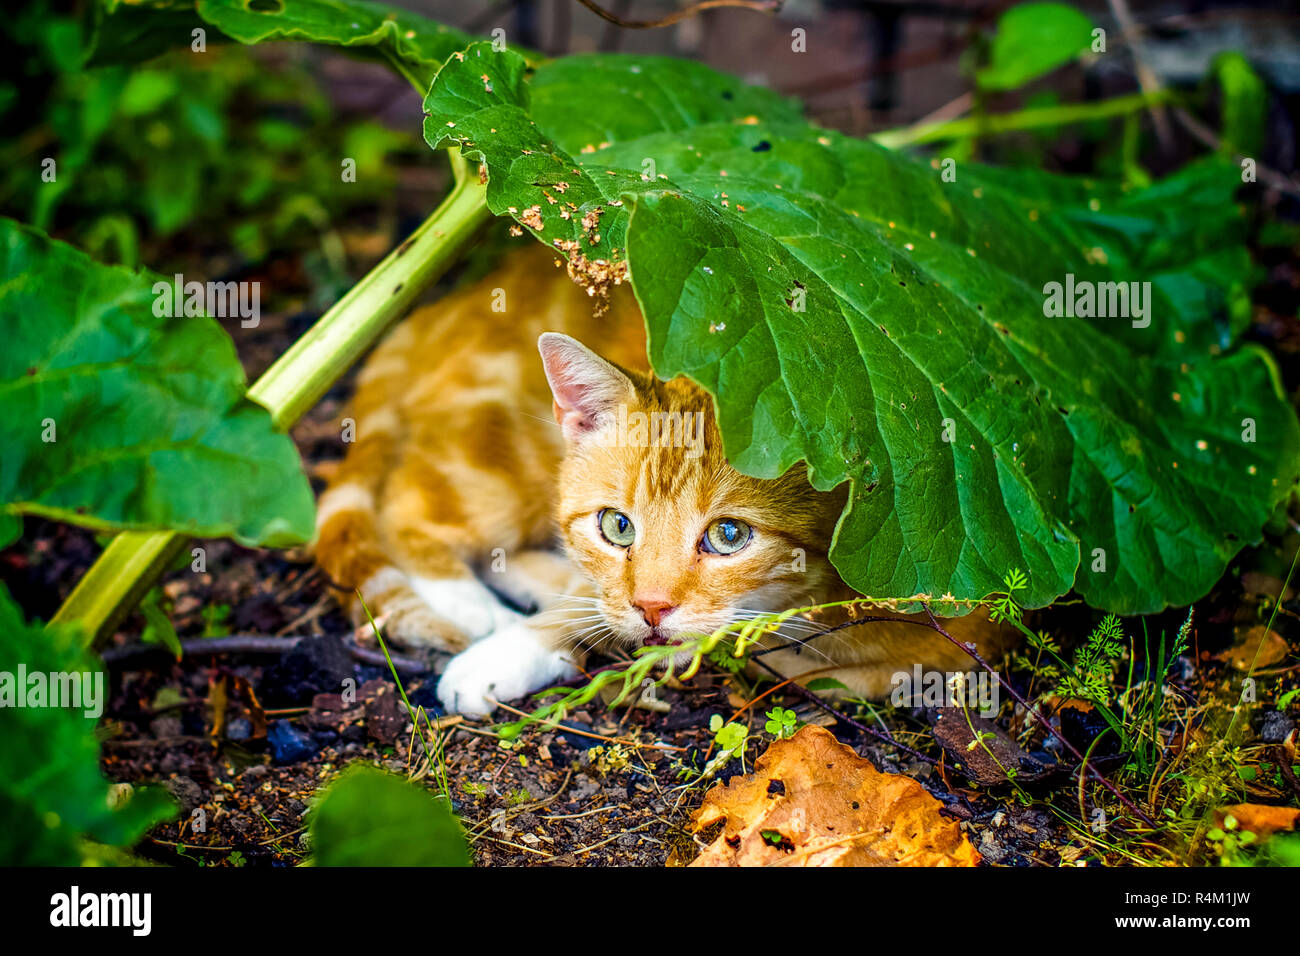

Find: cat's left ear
<box><xmin>538</xmin><ymin>333</ymin><xmax>635</xmax><ymax>444</ymax></box>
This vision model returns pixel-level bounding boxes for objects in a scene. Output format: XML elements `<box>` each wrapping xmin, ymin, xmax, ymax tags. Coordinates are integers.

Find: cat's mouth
<box><xmin>641</xmin><ymin>627</ymin><xmax>678</xmax><ymax>646</ymax></box>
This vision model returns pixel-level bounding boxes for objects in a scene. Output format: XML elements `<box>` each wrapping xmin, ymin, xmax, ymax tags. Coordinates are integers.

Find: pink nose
<box><xmin>633</xmin><ymin>596</ymin><xmax>676</xmax><ymax>627</ymax></box>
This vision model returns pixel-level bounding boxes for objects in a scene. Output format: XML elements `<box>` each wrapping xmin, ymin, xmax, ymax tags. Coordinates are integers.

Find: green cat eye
<box><xmin>598</xmin><ymin>508</ymin><xmax>636</xmax><ymax>547</ymax></box>
<box><xmin>703</xmin><ymin>518</ymin><xmax>752</xmax><ymax>555</ymax></box>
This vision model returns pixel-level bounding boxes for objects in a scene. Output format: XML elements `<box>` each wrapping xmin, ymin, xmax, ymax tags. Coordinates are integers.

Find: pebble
<box><xmin>1260</xmin><ymin>710</ymin><xmax>1295</xmax><ymax>744</ymax></box>
<box><xmin>267</xmin><ymin>719</ymin><xmax>319</xmax><ymax>765</ymax></box>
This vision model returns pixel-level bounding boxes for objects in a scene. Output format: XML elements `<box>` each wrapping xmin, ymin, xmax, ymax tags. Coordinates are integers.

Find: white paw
<box><xmin>409</xmin><ymin>575</ymin><xmax>522</xmax><ymax>641</ymax></box>
<box><xmin>436</xmin><ymin>623</ymin><xmax>577</xmax><ymax>717</ymax></box>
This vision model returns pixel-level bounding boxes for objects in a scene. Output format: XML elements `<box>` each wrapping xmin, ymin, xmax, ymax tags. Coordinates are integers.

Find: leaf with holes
<box><xmin>423</xmin><ymin>44</ymin><xmax>1300</xmax><ymax>615</ymax></box>
<box><xmin>688</xmin><ymin>726</ymin><xmax>980</xmax><ymax>866</ymax></box>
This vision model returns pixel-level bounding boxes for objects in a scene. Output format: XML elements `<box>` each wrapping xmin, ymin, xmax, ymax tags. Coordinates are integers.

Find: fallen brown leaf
<box><xmin>1216</xmin><ymin>626</ymin><xmax>1289</xmax><ymax>670</ymax></box>
<box><xmin>1240</xmin><ymin>572</ymin><xmax>1295</xmax><ymax>603</ymax></box>
<box><xmin>929</xmin><ymin>707</ymin><xmax>1059</xmax><ymax>787</ymax></box>
<box><xmin>689</xmin><ymin>725</ymin><xmax>980</xmax><ymax>867</ymax></box>
<box><xmin>1216</xmin><ymin>803</ymin><xmax>1300</xmax><ymax>837</ymax></box>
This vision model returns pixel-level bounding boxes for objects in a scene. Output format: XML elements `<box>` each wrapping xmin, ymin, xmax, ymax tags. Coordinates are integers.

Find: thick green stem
<box><xmin>52</xmin><ymin>150</ymin><xmax>491</xmax><ymax>648</ymax></box>
<box><xmin>871</xmin><ymin>89</ymin><xmax>1174</xmax><ymax>149</ymax></box>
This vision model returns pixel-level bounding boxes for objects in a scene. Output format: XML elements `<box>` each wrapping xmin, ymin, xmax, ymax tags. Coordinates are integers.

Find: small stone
<box><xmin>267</xmin><ymin>720</ymin><xmax>319</xmax><ymax>765</ymax></box>
<box><xmin>1260</xmin><ymin>711</ymin><xmax>1295</xmax><ymax>744</ymax></box>
<box><xmin>150</xmin><ymin>715</ymin><xmax>182</xmax><ymax>739</ymax></box>
<box><xmin>260</xmin><ymin>634</ymin><xmax>353</xmax><ymax>707</ymax></box>
<box><xmin>362</xmin><ymin>680</ymin><xmax>404</xmax><ymax>746</ymax></box>
<box><xmin>165</xmin><ymin>775</ymin><xmax>204</xmax><ymax>814</ymax></box>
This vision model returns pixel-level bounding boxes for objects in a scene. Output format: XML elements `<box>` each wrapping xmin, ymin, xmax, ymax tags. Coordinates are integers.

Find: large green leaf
<box><xmin>0</xmin><ymin>218</ymin><xmax>315</xmax><ymax>547</ymax></box>
<box><xmin>424</xmin><ymin>44</ymin><xmax>1300</xmax><ymax>614</ymax></box>
<box><xmin>309</xmin><ymin>764</ymin><xmax>470</xmax><ymax>866</ymax></box>
<box><xmin>978</xmin><ymin>2</ymin><xmax>1096</xmax><ymax>92</ymax></box>
<box><xmin>91</xmin><ymin>0</ymin><xmax>474</xmax><ymax>88</ymax></box>
<box><xmin>197</xmin><ymin>0</ymin><xmax>472</xmax><ymax>86</ymax></box>
<box><xmin>0</xmin><ymin>584</ymin><xmax>176</xmax><ymax>864</ymax></box>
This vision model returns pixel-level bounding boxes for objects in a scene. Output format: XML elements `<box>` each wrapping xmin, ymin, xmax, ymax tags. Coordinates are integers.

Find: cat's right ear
<box><xmin>538</xmin><ymin>333</ymin><xmax>634</xmax><ymax>444</ymax></box>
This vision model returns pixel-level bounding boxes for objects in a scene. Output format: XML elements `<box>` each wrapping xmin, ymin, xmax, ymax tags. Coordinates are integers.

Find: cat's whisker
<box><xmin>540</xmin><ymin>605</ymin><xmax>605</xmax><ymax>617</ymax></box>
<box><xmin>539</xmin><ymin>592</ymin><xmax>601</xmax><ymax>603</ymax></box>
<box><xmin>756</xmin><ymin>633</ymin><xmax>838</xmax><ymax>664</ymax></box>
<box><xmin>569</xmin><ymin>625</ymin><xmax>617</xmax><ymax>656</ymax></box>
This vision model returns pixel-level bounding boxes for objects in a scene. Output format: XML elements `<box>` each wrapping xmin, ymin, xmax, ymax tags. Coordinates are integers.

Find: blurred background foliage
<box><xmin>4</xmin><ymin>0</ymin><xmax>1298</xmax><ymax>323</ymax></box>
<box><xmin>1</xmin><ymin>0</ymin><xmax>429</xmax><ymax>309</ymax></box>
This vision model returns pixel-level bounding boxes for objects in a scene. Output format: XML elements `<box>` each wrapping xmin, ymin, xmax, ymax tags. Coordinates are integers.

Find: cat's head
<box><xmin>539</xmin><ymin>333</ymin><xmax>845</xmax><ymax>652</ymax></box>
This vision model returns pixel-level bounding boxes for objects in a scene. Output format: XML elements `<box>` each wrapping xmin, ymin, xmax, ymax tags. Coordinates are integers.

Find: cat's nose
<box><xmin>633</xmin><ymin>595</ymin><xmax>676</xmax><ymax>627</ymax></box>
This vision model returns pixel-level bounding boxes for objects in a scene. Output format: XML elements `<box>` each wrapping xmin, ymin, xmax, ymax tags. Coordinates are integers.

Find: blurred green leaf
<box><xmin>86</xmin><ymin>0</ymin><xmax>210</xmax><ymax>68</ymax></box>
<box><xmin>0</xmin><ymin>582</ymin><xmax>176</xmax><ymax>864</ymax></box>
<box><xmin>1212</xmin><ymin>52</ymin><xmax>1266</xmax><ymax>158</ymax></box>
<box><xmin>119</xmin><ymin>70</ymin><xmax>179</xmax><ymax>116</ymax></box>
<box><xmin>310</xmin><ymin>764</ymin><xmax>470</xmax><ymax>866</ymax></box>
<box><xmin>143</xmin><ymin>152</ymin><xmax>202</xmax><ymax>233</ymax></box>
<box><xmin>90</xmin><ymin>0</ymin><xmax>476</xmax><ymax>89</ymax></box>
<box><xmin>0</xmin><ymin>512</ymin><xmax>19</xmax><ymax>548</ymax></box>
<box><xmin>0</xmin><ymin>217</ymin><xmax>316</xmax><ymax>546</ymax></box>
<box><xmin>182</xmin><ymin>97</ymin><xmax>226</xmax><ymax>144</ymax></box>
<box><xmin>979</xmin><ymin>3</ymin><xmax>1095</xmax><ymax>92</ymax></box>
<box><xmin>139</xmin><ymin>587</ymin><xmax>183</xmax><ymax>658</ymax></box>
<box><xmin>82</xmin><ymin>214</ymin><xmax>141</xmax><ymax>268</ymax></box>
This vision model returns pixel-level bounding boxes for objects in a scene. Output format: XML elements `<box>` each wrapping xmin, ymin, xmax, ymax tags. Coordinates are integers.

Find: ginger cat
<box><xmin>315</xmin><ymin>243</ymin><xmax>1009</xmax><ymax>715</ymax></box>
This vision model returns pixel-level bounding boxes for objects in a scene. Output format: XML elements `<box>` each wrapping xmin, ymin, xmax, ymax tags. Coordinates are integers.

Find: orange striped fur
<box><xmin>315</xmin><ymin>242</ymin><xmax>1010</xmax><ymax>714</ymax></box>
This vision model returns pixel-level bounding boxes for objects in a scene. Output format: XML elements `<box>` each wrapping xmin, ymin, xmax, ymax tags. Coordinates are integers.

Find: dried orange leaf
<box><xmin>689</xmin><ymin>726</ymin><xmax>979</xmax><ymax>867</ymax></box>
<box><xmin>1216</xmin><ymin>626</ymin><xmax>1289</xmax><ymax>670</ymax></box>
<box><xmin>1216</xmin><ymin>803</ymin><xmax>1300</xmax><ymax>837</ymax></box>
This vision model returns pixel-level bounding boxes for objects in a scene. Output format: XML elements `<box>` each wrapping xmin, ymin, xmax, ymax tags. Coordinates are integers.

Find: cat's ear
<box><xmin>538</xmin><ymin>333</ymin><xmax>634</xmax><ymax>444</ymax></box>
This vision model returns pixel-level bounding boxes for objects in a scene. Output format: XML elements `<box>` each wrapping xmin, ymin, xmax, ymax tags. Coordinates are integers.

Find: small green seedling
<box><xmin>764</xmin><ymin>707</ymin><xmax>798</xmax><ymax>739</ymax></box>
<box><xmin>710</xmin><ymin>714</ymin><xmax>748</xmax><ymax>752</ymax></box>
<box><xmin>705</xmin><ymin>714</ymin><xmax>750</xmax><ymax>775</ymax></box>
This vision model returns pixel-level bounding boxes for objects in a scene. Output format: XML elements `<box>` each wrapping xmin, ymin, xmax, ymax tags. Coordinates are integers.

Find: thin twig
<box><xmin>490</xmin><ymin>699</ymin><xmax>686</xmax><ymax>752</ymax></box>
<box><xmin>473</xmin><ymin>834</ymin><xmax>554</xmax><ymax>857</ymax></box>
<box><xmin>749</xmin><ymin>612</ymin><xmax>938</xmax><ymax>658</ymax></box>
<box><xmin>100</xmin><ymin>618</ymin><xmax>428</xmax><ymax>675</ymax></box>
<box><xmin>747</xmin><ymin>654</ymin><xmax>938</xmax><ymax>767</ymax></box>
<box><xmin>1107</xmin><ymin>0</ymin><xmax>1175</xmax><ymax>153</ymax></box>
<box><xmin>1170</xmin><ymin>106</ymin><xmax>1300</xmax><ymax>199</ymax></box>
<box><xmin>465</xmin><ymin>768</ymin><xmax>577</xmax><ymax>839</ymax></box>
<box><xmin>539</xmin><ymin>820</ymin><xmax>656</xmax><ymax>860</ymax></box>
<box><xmin>574</xmin><ymin>0</ymin><xmax>780</xmax><ymax>30</ymax></box>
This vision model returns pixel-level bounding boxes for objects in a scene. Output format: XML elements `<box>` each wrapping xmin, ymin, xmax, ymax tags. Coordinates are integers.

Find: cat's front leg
<box><xmin>436</xmin><ymin>622</ymin><xmax>578</xmax><ymax>717</ymax></box>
